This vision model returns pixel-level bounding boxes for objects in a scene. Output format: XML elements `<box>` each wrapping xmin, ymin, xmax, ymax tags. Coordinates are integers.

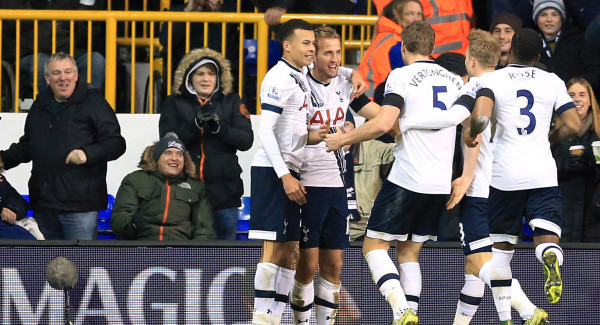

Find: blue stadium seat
<box><xmin>97</xmin><ymin>194</ymin><xmax>116</xmax><ymax>240</ymax></box>
<box><xmin>236</xmin><ymin>196</ymin><xmax>251</xmax><ymax>240</ymax></box>
<box><xmin>21</xmin><ymin>195</ymin><xmax>34</xmax><ymax>217</ymax></box>
<box><xmin>521</xmin><ymin>217</ymin><xmax>533</xmax><ymax>242</ymax></box>
<box><xmin>243</xmin><ymin>39</ymin><xmax>281</xmax><ymax>75</ymax></box>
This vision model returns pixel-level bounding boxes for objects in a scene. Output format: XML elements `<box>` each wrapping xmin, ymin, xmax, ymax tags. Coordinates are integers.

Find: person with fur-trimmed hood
<box><xmin>159</xmin><ymin>48</ymin><xmax>253</xmax><ymax>240</ymax></box>
<box><xmin>110</xmin><ymin>134</ymin><xmax>215</xmax><ymax>240</ymax></box>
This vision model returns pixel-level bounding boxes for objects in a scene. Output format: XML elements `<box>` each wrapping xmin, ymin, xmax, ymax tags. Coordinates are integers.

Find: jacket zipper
<box><xmin>199</xmin><ymin>128</ymin><xmax>206</xmax><ymax>182</ymax></box>
<box><xmin>159</xmin><ymin>181</ymin><xmax>171</xmax><ymax>240</ymax></box>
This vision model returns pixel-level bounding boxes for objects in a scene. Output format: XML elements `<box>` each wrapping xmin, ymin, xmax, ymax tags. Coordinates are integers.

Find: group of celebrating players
<box><xmin>246</xmin><ymin>17</ymin><xmax>578</xmax><ymax>325</ymax></box>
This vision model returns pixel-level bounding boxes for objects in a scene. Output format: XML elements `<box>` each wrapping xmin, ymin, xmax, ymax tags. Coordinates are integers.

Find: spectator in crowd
<box><xmin>551</xmin><ymin>77</ymin><xmax>600</xmax><ymax>242</ymax></box>
<box><xmin>0</xmin><ymin>174</ymin><xmax>36</xmax><ymax>240</ymax></box>
<box><xmin>489</xmin><ymin>12</ymin><xmax>522</xmax><ymax>68</ymax></box>
<box><xmin>533</xmin><ymin>0</ymin><xmax>600</xmax><ymax>96</ymax></box>
<box><xmin>110</xmin><ymin>134</ymin><xmax>215</xmax><ymax>240</ymax></box>
<box><xmin>358</xmin><ymin>0</ymin><xmax>424</xmax><ymax>98</ymax></box>
<box><xmin>0</xmin><ymin>52</ymin><xmax>126</xmax><ymax>240</ymax></box>
<box><xmin>251</xmin><ymin>0</ymin><xmax>355</xmax><ymax>26</ymax></box>
<box><xmin>342</xmin><ymin>117</ymin><xmax>395</xmax><ymax>241</ymax></box>
<box><xmin>585</xmin><ymin>13</ymin><xmax>600</xmax><ymax>48</ymax></box>
<box><xmin>159</xmin><ymin>0</ymin><xmax>223</xmax><ymax>82</ymax></box>
<box><xmin>482</xmin><ymin>0</ymin><xmax>534</xmax><ymax>29</ymax></box>
<box><xmin>1</xmin><ymin>0</ymin><xmax>106</xmax><ymax>93</ymax></box>
<box><xmin>159</xmin><ymin>48</ymin><xmax>253</xmax><ymax>240</ymax></box>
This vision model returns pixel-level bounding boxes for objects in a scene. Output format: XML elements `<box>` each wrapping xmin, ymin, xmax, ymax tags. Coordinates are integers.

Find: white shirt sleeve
<box><xmin>400</xmin><ymin>105</ymin><xmax>470</xmax><ymax>132</ymax></box>
<box><xmin>338</xmin><ymin>66</ymin><xmax>353</xmax><ymax>79</ymax></box>
<box><xmin>258</xmin><ymin>110</ymin><xmax>291</xmax><ymax>178</ymax></box>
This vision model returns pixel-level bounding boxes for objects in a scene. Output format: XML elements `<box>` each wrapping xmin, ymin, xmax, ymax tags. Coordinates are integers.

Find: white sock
<box><xmin>453</xmin><ymin>274</ymin><xmax>485</xmax><ymax>325</ymax></box>
<box><xmin>365</xmin><ymin>249</ymin><xmax>409</xmax><ymax>320</ymax></box>
<box><xmin>315</xmin><ymin>275</ymin><xmax>340</xmax><ymax>325</ymax></box>
<box><xmin>253</xmin><ymin>262</ymin><xmax>279</xmax><ymax>324</ymax></box>
<box><xmin>511</xmin><ymin>278</ymin><xmax>536</xmax><ymax>320</ymax></box>
<box><xmin>290</xmin><ymin>279</ymin><xmax>313</xmax><ymax>324</ymax></box>
<box><xmin>399</xmin><ymin>262</ymin><xmax>421</xmax><ymax>311</ymax></box>
<box><xmin>490</xmin><ymin>248</ymin><xmax>514</xmax><ymax>321</ymax></box>
<box><xmin>271</xmin><ymin>267</ymin><xmax>295</xmax><ymax>325</ymax></box>
<box><xmin>478</xmin><ymin>261</ymin><xmax>492</xmax><ymax>286</ymax></box>
<box><xmin>535</xmin><ymin>243</ymin><xmax>563</xmax><ymax>266</ymax></box>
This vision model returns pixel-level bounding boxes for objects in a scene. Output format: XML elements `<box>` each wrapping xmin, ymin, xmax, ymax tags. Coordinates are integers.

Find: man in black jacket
<box><xmin>0</xmin><ymin>52</ymin><xmax>126</xmax><ymax>240</ymax></box>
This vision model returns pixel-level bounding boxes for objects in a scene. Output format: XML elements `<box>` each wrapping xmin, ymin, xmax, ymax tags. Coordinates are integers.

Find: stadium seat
<box><xmin>97</xmin><ymin>194</ymin><xmax>116</xmax><ymax>240</ymax></box>
<box><xmin>236</xmin><ymin>196</ymin><xmax>251</xmax><ymax>240</ymax></box>
<box><xmin>21</xmin><ymin>195</ymin><xmax>34</xmax><ymax>217</ymax></box>
<box><xmin>243</xmin><ymin>39</ymin><xmax>281</xmax><ymax>75</ymax></box>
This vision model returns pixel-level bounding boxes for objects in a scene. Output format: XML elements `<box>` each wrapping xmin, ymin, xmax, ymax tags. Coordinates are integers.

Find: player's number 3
<box><xmin>517</xmin><ymin>89</ymin><xmax>536</xmax><ymax>135</ymax></box>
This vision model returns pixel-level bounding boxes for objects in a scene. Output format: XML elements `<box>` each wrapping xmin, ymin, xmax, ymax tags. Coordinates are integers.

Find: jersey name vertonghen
<box><xmin>301</xmin><ymin>72</ymin><xmax>355</xmax><ymax>187</ymax></box>
<box><xmin>252</xmin><ymin>59</ymin><xmax>311</xmax><ymax>174</ymax></box>
<box><xmin>479</xmin><ymin>65</ymin><xmax>575</xmax><ymax>191</ymax></box>
<box><xmin>386</xmin><ymin>60</ymin><xmax>462</xmax><ymax>194</ymax></box>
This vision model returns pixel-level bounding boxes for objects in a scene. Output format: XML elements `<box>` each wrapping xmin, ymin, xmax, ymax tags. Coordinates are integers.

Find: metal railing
<box><xmin>0</xmin><ymin>10</ymin><xmax>377</xmax><ymax>113</ymax></box>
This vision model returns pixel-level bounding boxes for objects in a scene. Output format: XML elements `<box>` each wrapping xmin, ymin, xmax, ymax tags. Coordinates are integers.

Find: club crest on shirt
<box><xmin>267</xmin><ymin>86</ymin><xmax>282</xmax><ymax>100</ymax></box>
<box><xmin>336</xmin><ymin>89</ymin><xmax>345</xmax><ymax>103</ymax></box>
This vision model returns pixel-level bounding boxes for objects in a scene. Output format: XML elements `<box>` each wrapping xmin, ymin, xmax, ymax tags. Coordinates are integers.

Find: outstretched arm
<box><xmin>549</xmin><ymin>107</ymin><xmax>582</xmax><ymax>143</ymax></box>
<box><xmin>465</xmin><ymin>91</ymin><xmax>494</xmax><ymax>147</ymax></box>
<box><xmin>325</xmin><ymin>103</ymin><xmax>400</xmax><ymax>152</ymax></box>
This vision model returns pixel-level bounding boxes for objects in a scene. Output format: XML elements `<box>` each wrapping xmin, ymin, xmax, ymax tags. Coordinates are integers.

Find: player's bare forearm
<box><xmin>549</xmin><ymin>108</ymin><xmax>582</xmax><ymax>143</ymax></box>
<box><xmin>357</xmin><ymin>102</ymin><xmax>380</xmax><ymax>120</ymax></box>
<box><xmin>468</xmin><ymin>96</ymin><xmax>493</xmax><ymax>143</ymax></box>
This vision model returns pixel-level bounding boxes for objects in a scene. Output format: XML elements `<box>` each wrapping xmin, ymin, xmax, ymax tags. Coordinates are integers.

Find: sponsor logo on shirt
<box><xmin>267</xmin><ymin>87</ymin><xmax>282</xmax><ymax>100</ymax></box>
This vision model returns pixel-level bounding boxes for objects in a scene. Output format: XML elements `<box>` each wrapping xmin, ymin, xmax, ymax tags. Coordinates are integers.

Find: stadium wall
<box><xmin>0</xmin><ymin>241</ymin><xmax>598</xmax><ymax>324</ymax></box>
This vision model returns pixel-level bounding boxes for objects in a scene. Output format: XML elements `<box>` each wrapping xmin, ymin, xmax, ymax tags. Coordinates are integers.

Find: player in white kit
<box><xmin>399</xmin><ymin>29</ymin><xmax>549</xmax><ymax>325</ymax></box>
<box><xmin>465</xmin><ymin>28</ymin><xmax>582</xmax><ymax>325</ymax></box>
<box><xmin>249</xmin><ymin>19</ymin><xmax>367</xmax><ymax>325</ymax></box>
<box><xmin>289</xmin><ymin>26</ymin><xmax>381</xmax><ymax>324</ymax></box>
<box><xmin>249</xmin><ymin>19</ymin><xmax>318</xmax><ymax>325</ymax></box>
<box><xmin>325</xmin><ymin>21</ymin><xmax>462</xmax><ymax>325</ymax></box>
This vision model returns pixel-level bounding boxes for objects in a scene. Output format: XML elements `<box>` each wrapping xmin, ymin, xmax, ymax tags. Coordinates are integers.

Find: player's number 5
<box><xmin>517</xmin><ymin>89</ymin><xmax>536</xmax><ymax>135</ymax></box>
<box><xmin>432</xmin><ymin>86</ymin><xmax>448</xmax><ymax>110</ymax></box>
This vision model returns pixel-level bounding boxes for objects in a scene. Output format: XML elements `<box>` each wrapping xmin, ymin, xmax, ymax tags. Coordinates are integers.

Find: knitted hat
<box><xmin>153</xmin><ymin>133</ymin><xmax>186</xmax><ymax>162</ymax></box>
<box><xmin>435</xmin><ymin>52</ymin><xmax>467</xmax><ymax>77</ymax></box>
<box><xmin>490</xmin><ymin>13</ymin><xmax>523</xmax><ymax>32</ymax></box>
<box><xmin>532</xmin><ymin>0</ymin><xmax>566</xmax><ymax>22</ymax></box>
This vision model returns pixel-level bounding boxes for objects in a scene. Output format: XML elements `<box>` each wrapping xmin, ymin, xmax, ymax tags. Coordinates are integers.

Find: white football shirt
<box><xmin>479</xmin><ymin>65</ymin><xmax>575</xmax><ymax>190</ymax></box>
<box><xmin>252</xmin><ymin>59</ymin><xmax>311</xmax><ymax>176</ymax></box>
<box><xmin>300</xmin><ymin>72</ymin><xmax>355</xmax><ymax>187</ymax></box>
<box><xmin>457</xmin><ymin>76</ymin><xmax>494</xmax><ymax>198</ymax></box>
<box><xmin>385</xmin><ymin>60</ymin><xmax>462</xmax><ymax>194</ymax></box>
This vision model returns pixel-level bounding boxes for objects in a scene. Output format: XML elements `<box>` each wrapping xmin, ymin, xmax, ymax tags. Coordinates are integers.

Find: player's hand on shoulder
<box><xmin>281</xmin><ymin>174</ymin><xmax>307</xmax><ymax>205</ymax></box>
<box><xmin>350</xmin><ymin>71</ymin><xmax>367</xmax><ymax>99</ymax></box>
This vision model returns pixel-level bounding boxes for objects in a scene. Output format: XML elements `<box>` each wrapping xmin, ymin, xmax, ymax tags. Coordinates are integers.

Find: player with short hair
<box><xmin>465</xmin><ymin>28</ymin><xmax>582</xmax><ymax>325</ymax></box>
<box><xmin>290</xmin><ymin>25</ymin><xmax>380</xmax><ymax>324</ymax></box>
<box><xmin>399</xmin><ymin>29</ymin><xmax>549</xmax><ymax>325</ymax></box>
<box><xmin>249</xmin><ymin>19</ymin><xmax>366</xmax><ymax>325</ymax></box>
<box><xmin>249</xmin><ymin>18</ymin><xmax>317</xmax><ymax>325</ymax></box>
<box><xmin>325</xmin><ymin>20</ymin><xmax>463</xmax><ymax>325</ymax></box>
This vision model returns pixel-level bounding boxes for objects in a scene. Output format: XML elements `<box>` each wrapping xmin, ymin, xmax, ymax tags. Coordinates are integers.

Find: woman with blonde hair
<box><xmin>551</xmin><ymin>77</ymin><xmax>600</xmax><ymax>242</ymax></box>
